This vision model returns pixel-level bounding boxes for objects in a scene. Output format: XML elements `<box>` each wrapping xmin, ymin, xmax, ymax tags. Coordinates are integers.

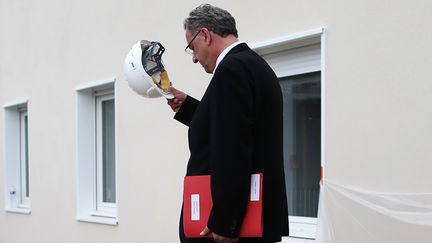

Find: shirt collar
<box><xmin>214</xmin><ymin>41</ymin><xmax>242</xmax><ymax>73</ymax></box>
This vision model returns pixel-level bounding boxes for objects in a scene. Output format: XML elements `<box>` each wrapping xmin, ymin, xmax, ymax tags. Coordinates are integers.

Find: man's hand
<box><xmin>167</xmin><ymin>87</ymin><xmax>187</xmax><ymax>112</ymax></box>
<box><xmin>200</xmin><ymin>226</ymin><xmax>239</xmax><ymax>243</ymax></box>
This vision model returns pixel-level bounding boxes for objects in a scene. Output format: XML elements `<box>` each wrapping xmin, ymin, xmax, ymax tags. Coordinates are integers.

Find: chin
<box><xmin>204</xmin><ymin>66</ymin><xmax>214</xmax><ymax>74</ymax></box>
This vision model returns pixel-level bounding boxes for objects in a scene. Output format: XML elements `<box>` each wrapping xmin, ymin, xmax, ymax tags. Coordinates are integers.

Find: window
<box><xmin>253</xmin><ymin>29</ymin><xmax>324</xmax><ymax>241</ymax></box>
<box><xmin>76</xmin><ymin>78</ymin><xmax>117</xmax><ymax>225</ymax></box>
<box><xmin>3</xmin><ymin>99</ymin><xmax>31</xmax><ymax>214</ymax></box>
<box><xmin>281</xmin><ymin>72</ymin><xmax>321</xmax><ymax>239</ymax></box>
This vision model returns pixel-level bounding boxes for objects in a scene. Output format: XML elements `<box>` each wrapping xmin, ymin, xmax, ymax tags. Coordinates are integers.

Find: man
<box><xmin>168</xmin><ymin>4</ymin><xmax>289</xmax><ymax>243</ymax></box>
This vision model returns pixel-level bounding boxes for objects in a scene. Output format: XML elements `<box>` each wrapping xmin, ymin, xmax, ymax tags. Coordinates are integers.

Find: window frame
<box><xmin>252</xmin><ymin>28</ymin><xmax>325</xmax><ymax>241</ymax></box>
<box><xmin>3</xmin><ymin>99</ymin><xmax>31</xmax><ymax>214</ymax></box>
<box><xmin>75</xmin><ymin>78</ymin><xmax>118</xmax><ymax>225</ymax></box>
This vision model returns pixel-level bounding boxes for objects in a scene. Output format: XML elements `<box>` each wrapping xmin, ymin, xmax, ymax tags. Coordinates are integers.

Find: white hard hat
<box><xmin>123</xmin><ymin>40</ymin><xmax>174</xmax><ymax>99</ymax></box>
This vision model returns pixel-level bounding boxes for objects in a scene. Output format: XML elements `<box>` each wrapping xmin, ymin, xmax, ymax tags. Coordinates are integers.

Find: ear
<box><xmin>201</xmin><ymin>28</ymin><xmax>212</xmax><ymax>46</ymax></box>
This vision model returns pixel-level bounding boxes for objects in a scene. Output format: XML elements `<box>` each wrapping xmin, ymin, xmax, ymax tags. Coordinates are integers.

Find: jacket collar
<box><xmin>226</xmin><ymin>42</ymin><xmax>250</xmax><ymax>55</ymax></box>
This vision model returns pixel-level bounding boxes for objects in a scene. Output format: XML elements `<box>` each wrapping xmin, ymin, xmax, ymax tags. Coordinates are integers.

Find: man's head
<box><xmin>184</xmin><ymin>4</ymin><xmax>238</xmax><ymax>38</ymax></box>
<box><xmin>184</xmin><ymin>4</ymin><xmax>239</xmax><ymax>73</ymax></box>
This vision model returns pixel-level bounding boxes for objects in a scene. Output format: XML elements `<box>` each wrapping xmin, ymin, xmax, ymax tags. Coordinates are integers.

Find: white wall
<box><xmin>1</xmin><ymin>0</ymin><xmax>431</xmax><ymax>242</ymax></box>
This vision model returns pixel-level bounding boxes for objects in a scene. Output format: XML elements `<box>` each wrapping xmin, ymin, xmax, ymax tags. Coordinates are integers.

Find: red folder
<box><xmin>183</xmin><ymin>173</ymin><xmax>263</xmax><ymax>238</ymax></box>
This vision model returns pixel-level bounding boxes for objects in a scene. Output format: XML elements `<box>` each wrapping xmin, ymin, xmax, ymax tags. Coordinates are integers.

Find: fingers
<box><xmin>168</xmin><ymin>87</ymin><xmax>187</xmax><ymax>101</ymax></box>
<box><xmin>167</xmin><ymin>86</ymin><xmax>186</xmax><ymax>112</ymax></box>
<box><xmin>200</xmin><ymin>226</ymin><xmax>211</xmax><ymax>236</ymax></box>
<box><xmin>167</xmin><ymin>86</ymin><xmax>178</xmax><ymax>93</ymax></box>
<box><xmin>212</xmin><ymin>237</ymin><xmax>238</xmax><ymax>243</ymax></box>
<box><xmin>200</xmin><ymin>226</ymin><xmax>238</xmax><ymax>243</ymax></box>
<box><xmin>167</xmin><ymin>98</ymin><xmax>183</xmax><ymax>112</ymax></box>
<box><xmin>209</xmin><ymin>230</ymin><xmax>238</xmax><ymax>243</ymax></box>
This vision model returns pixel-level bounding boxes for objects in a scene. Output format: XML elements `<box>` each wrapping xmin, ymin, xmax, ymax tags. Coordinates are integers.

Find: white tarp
<box><xmin>316</xmin><ymin>180</ymin><xmax>432</xmax><ymax>243</ymax></box>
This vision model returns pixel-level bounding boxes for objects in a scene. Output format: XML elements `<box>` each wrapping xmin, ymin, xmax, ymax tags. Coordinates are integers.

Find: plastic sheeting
<box><xmin>316</xmin><ymin>180</ymin><xmax>432</xmax><ymax>243</ymax></box>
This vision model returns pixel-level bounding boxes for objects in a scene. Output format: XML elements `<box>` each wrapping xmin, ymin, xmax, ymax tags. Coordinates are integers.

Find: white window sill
<box><xmin>76</xmin><ymin>214</ymin><xmax>118</xmax><ymax>226</ymax></box>
<box><xmin>289</xmin><ymin>216</ymin><xmax>317</xmax><ymax>239</ymax></box>
<box><xmin>5</xmin><ymin>207</ymin><xmax>31</xmax><ymax>215</ymax></box>
<box><xmin>282</xmin><ymin>237</ymin><xmax>315</xmax><ymax>243</ymax></box>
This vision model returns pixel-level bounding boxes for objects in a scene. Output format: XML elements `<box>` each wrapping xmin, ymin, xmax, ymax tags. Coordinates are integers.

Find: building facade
<box><xmin>1</xmin><ymin>0</ymin><xmax>431</xmax><ymax>242</ymax></box>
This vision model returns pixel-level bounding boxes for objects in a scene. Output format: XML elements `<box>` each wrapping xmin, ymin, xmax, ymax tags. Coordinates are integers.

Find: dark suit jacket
<box><xmin>175</xmin><ymin>43</ymin><xmax>289</xmax><ymax>243</ymax></box>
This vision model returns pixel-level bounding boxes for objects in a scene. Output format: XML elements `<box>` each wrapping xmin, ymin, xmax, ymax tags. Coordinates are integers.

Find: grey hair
<box><xmin>184</xmin><ymin>4</ymin><xmax>238</xmax><ymax>38</ymax></box>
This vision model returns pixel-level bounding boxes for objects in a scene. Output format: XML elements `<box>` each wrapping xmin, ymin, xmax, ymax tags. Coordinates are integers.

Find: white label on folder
<box><xmin>250</xmin><ymin>174</ymin><xmax>260</xmax><ymax>201</ymax></box>
<box><xmin>191</xmin><ymin>194</ymin><xmax>200</xmax><ymax>221</ymax></box>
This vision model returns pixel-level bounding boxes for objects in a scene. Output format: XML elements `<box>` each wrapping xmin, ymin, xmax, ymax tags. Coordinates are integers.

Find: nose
<box><xmin>192</xmin><ymin>56</ymin><xmax>198</xmax><ymax>63</ymax></box>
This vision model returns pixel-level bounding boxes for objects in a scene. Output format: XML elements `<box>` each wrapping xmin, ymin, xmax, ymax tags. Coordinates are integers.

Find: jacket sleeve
<box><xmin>207</xmin><ymin>60</ymin><xmax>254</xmax><ymax>237</ymax></box>
<box><xmin>173</xmin><ymin>95</ymin><xmax>199</xmax><ymax>126</ymax></box>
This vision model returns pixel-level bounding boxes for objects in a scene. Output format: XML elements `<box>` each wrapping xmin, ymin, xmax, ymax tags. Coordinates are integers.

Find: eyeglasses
<box><xmin>184</xmin><ymin>30</ymin><xmax>201</xmax><ymax>55</ymax></box>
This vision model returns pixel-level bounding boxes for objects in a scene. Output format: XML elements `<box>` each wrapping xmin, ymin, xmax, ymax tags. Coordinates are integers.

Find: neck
<box><xmin>207</xmin><ymin>34</ymin><xmax>238</xmax><ymax>74</ymax></box>
<box><xmin>214</xmin><ymin>35</ymin><xmax>239</xmax><ymax>56</ymax></box>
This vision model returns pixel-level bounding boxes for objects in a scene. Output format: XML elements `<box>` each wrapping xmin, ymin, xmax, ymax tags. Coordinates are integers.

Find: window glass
<box><xmin>24</xmin><ymin>114</ymin><xmax>29</xmax><ymax>198</ymax></box>
<box><xmin>102</xmin><ymin>99</ymin><xmax>116</xmax><ymax>203</ymax></box>
<box><xmin>280</xmin><ymin>71</ymin><xmax>321</xmax><ymax>217</ymax></box>
<box><xmin>20</xmin><ymin>110</ymin><xmax>30</xmax><ymax>203</ymax></box>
